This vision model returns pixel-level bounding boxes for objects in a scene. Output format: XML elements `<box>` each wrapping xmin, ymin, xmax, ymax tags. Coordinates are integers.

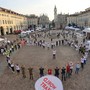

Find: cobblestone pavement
<box><xmin>0</xmin><ymin>31</ymin><xmax>90</xmax><ymax>90</ymax></box>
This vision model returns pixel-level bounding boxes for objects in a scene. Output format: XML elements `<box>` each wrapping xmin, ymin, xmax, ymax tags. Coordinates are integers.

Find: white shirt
<box><xmin>47</xmin><ymin>43</ymin><xmax>50</xmax><ymax>47</ymax></box>
<box><xmin>81</xmin><ymin>58</ymin><xmax>84</xmax><ymax>63</ymax></box>
<box><xmin>1</xmin><ymin>49</ymin><xmax>4</xmax><ymax>53</ymax></box>
<box><xmin>11</xmin><ymin>64</ymin><xmax>14</xmax><ymax>67</ymax></box>
<box><xmin>16</xmin><ymin>65</ymin><xmax>20</xmax><ymax>70</ymax></box>
<box><xmin>8</xmin><ymin>60</ymin><xmax>11</xmax><ymax>64</ymax></box>
<box><xmin>69</xmin><ymin>63</ymin><xmax>73</xmax><ymax>69</ymax></box>
<box><xmin>76</xmin><ymin>64</ymin><xmax>80</xmax><ymax>68</ymax></box>
<box><xmin>53</xmin><ymin>50</ymin><xmax>56</xmax><ymax>54</ymax></box>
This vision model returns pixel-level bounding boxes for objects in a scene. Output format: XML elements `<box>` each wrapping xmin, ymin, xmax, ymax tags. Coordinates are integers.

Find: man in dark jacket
<box><xmin>54</xmin><ymin>67</ymin><xmax>59</xmax><ymax>78</ymax></box>
<box><xmin>61</xmin><ymin>67</ymin><xmax>66</xmax><ymax>81</ymax></box>
<box><xmin>39</xmin><ymin>67</ymin><xmax>44</xmax><ymax>77</ymax></box>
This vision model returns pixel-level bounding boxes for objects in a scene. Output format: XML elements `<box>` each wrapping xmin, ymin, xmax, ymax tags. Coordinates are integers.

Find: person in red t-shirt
<box><xmin>66</xmin><ymin>64</ymin><xmax>70</xmax><ymax>78</ymax></box>
<box><xmin>48</xmin><ymin>69</ymin><xmax>52</xmax><ymax>75</ymax></box>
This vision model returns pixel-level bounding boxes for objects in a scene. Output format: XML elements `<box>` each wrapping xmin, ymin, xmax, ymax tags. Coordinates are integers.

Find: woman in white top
<box><xmin>69</xmin><ymin>62</ymin><xmax>73</xmax><ymax>75</ymax></box>
<box><xmin>8</xmin><ymin>59</ymin><xmax>11</xmax><ymax>68</ymax></box>
<box><xmin>15</xmin><ymin>64</ymin><xmax>20</xmax><ymax>74</ymax></box>
<box><xmin>81</xmin><ymin>57</ymin><xmax>84</xmax><ymax>69</ymax></box>
<box><xmin>11</xmin><ymin>62</ymin><xmax>15</xmax><ymax>72</ymax></box>
<box><xmin>53</xmin><ymin>50</ymin><xmax>56</xmax><ymax>59</ymax></box>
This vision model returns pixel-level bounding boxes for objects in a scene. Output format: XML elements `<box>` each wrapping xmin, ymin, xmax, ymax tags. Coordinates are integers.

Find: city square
<box><xmin>0</xmin><ymin>30</ymin><xmax>90</xmax><ymax>90</ymax></box>
<box><xmin>0</xmin><ymin>0</ymin><xmax>90</xmax><ymax>90</ymax></box>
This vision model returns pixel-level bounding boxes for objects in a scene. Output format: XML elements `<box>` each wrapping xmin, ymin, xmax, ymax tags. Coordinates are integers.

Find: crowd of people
<box><xmin>1</xmin><ymin>30</ymin><xmax>89</xmax><ymax>83</ymax></box>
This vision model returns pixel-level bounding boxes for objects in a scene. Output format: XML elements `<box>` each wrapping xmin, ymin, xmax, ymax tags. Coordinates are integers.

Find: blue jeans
<box><xmin>75</xmin><ymin>68</ymin><xmax>79</xmax><ymax>74</ymax></box>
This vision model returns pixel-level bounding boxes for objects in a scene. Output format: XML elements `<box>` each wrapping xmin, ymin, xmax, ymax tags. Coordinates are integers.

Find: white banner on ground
<box><xmin>0</xmin><ymin>38</ymin><xmax>4</xmax><ymax>42</ymax></box>
<box><xmin>35</xmin><ymin>75</ymin><xmax>63</xmax><ymax>90</ymax></box>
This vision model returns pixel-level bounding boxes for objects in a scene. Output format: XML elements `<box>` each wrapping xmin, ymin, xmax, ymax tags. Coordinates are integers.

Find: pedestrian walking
<box><xmin>39</xmin><ymin>67</ymin><xmax>44</xmax><ymax>77</ymax></box>
<box><xmin>28</xmin><ymin>67</ymin><xmax>33</xmax><ymax>80</ymax></box>
<box><xmin>61</xmin><ymin>67</ymin><xmax>66</xmax><ymax>81</ymax></box>
<box><xmin>54</xmin><ymin>67</ymin><xmax>59</xmax><ymax>78</ymax></box>
<box><xmin>15</xmin><ymin>64</ymin><xmax>20</xmax><ymax>74</ymax></box>
<box><xmin>21</xmin><ymin>65</ymin><xmax>26</xmax><ymax>78</ymax></box>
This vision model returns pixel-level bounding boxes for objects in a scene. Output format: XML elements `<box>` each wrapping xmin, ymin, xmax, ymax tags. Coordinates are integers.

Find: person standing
<box><xmin>28</xmin><ymin>67</ymin><xmax>33</xmax><ymax>80</ymax></box>
<box><xmin>9</xmin><ymin>47</ymin><xmax>12</xmax><ymax>54</ymax></box>
<box><xmin>53</xmin><ymin>50</ymin><xmax>56</xmax><ymax>59</ymax></box>
<box><xmin>11</xmin><ymin>62</ymin><xmax>15</xmax><ymax>72</ymax></box>
<box><xmin>61</xmin><ymin>67</ymin><xmax>66</xmax><ymax>81</ymax></box>
<box><xmin>47</xmin><ymin>42</ymin><xmax>50</xmax><ymax>50</ymax></box>
<box><xmin>6</xmin><ymin>55</ymin><xmax>10</xmax><ymax>63</ymax></box>
<box><xmin>56</xmin><ymin>41</ymin><xmax>58</xmax><ymax>46</ymax></box>
<box><xmin>59</xmin><ymin>40</ymin><xmax>61</xmax><ymax>46</ymax></box>
<box><xmin>14</xmin><ymin>44</ymin><xmax>17</xmax><ymax>50</ymax></box>
<box><xmin>75</xmin><ymin>62</ymin><xmax>80</xmax><ymax>74</ymax></box>
<box><xmin>69</xmin><ymin>62</ymin><xmax>73</xmax><ymax>75</ymax></box>
<box><xmin>51</xmin><ymin>42</ymin><xmax>53</xmax><ymax>49</ymax></box>
<box><xmin>7</xmin><ymin>59</ymin><xmax>11</xmax><ymax>68</ymax></box>
<box><xmin>81</xmin><ymin>56</ymin><xmax>84</xmax><ymax>70</ymax></box>
<box><xmin>39</xmin><ymin>67</ymin><xmax>44</xmax><ymax>77</ymax></box>
<box><xmin>17</xmin><ymin>43</ymin><xmax>20</xmax><ymax>49</ymax></box>
<box><xmin>83</xmin><ymin>56</ymin><xmax>87</xmax><ymax>64</ymax></box>
<box><xmin>66</xmin><ymin>64</ymin><xmax>70</xmax><ymax>78</ymax></box>
<box><xmin>11</xmin><ymin>45</ymin><xmax>14</xmax><ymax>52</ymax></box>
<box><xmin>21</xmin><ymin>65</ymin><xmax>26</xmax><ymax>78</ymax></box>
<box><xmin>48</xmin><ymin>69</ymin><xmax>52</xmax><ymax>75</ymax></box>
<box><xmin>54</xmin><ymin>67</ymin><xmax>59</xmax><ymax>78</ymax></box>
<box><xmin>51</xmin><ymin>38</ymin><xmax>53</xmax><ymax>42</ymax></box>
<box><xmin>62</xmin><ymin>40</ymin><xmax>64</xmax><ymax>45</ymax></box>
<box><xmin>15</xmin><ymin>64</ymin><xmax>20</xmax><ymax>74</ymax></box>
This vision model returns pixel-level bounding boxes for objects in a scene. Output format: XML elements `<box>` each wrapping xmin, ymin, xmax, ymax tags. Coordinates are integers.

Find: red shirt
<box><xmin>48</xmin><ymin>69</ymin><xmax>52</xmax><ymax>75</ymax></box>
<box><xmin>66</xmin><ymin>65</ymin><xmax>70</xmax><ymax>73</ymax></box>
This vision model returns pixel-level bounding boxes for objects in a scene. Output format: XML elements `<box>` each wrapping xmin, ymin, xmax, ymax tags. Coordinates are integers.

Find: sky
<box><xmin>0</xmin><ymin>0</ymin><xmax>90</xmax><ymax>20</ymax></box>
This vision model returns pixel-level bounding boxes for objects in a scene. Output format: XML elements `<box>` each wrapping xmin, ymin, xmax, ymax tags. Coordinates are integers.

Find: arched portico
<box><xmin>0</xmin><ymin>26</ymin><xmax>4</xmax><ymax>36</ymax></box>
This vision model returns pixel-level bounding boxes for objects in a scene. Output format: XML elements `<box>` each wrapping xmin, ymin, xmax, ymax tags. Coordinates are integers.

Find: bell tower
<box><xmin>54</xmin><ymin>5</ymin><xmax>57</xmax><ymax>22</ymax></box>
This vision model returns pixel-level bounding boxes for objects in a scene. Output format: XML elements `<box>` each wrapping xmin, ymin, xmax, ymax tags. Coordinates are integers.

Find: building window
<box><xmin>5</xmin><ymin>20</ymin><xmax>7</xmax><ymax>24</ymax></box>
<box><xmin>0</xmin><ymin>20</ymin><xmax>2</xmax><ymax>24</ymax></box>
<box><xmin>3</xmin><ymin>20</ymin><xmax>4</xmax><ymax>24</ymax></box>
<box><xmin>12</xmin><ymin>21</ymin><xmax>13</xmax><ymax>24</ymax></box>
<box><xmin>8</xmin><ymin>21</ymin><xmax>10</xmax><ymax>24</ymax></box>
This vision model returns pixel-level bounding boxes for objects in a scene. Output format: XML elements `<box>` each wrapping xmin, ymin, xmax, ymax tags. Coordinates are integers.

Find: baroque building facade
<box><xmin>67</xmin><ymin>7</ymin><xmax>90</xmax><ymax>28</ymax></box>
<box><xmin>38</xmin><ymin>14</ymin><xmax>50</xmax><ymax>29</ymax></box>
<box><xmin>54</xmin><ymin>6</ymin><xmax>67</xmax><ymax>29</ymax></box>
<box><xmin>27</xmin><ymin>14</ymin><xmax>38</xmax><ymax>30</ymax></box>
<box><xmin>0</xmin><ymin>7</ymin><xmax>28</xmax><ymax>35</ymax></box>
